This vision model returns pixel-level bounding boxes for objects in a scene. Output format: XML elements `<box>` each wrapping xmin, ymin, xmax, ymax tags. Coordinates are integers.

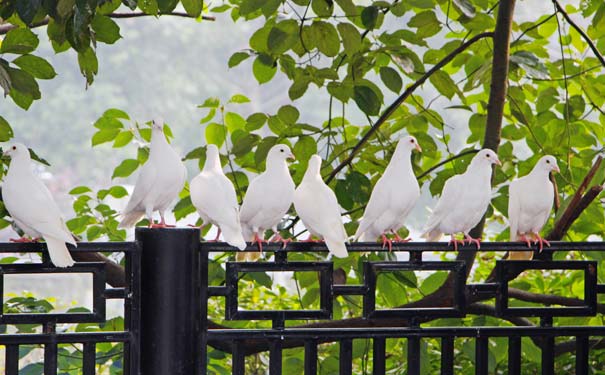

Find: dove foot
<box><xmin>10</xmin><ymin>237</ymin><xmax>40</xmax><ymax>243</ymax></box>
<box><xmin>271</xmin><ymin>234</ymin><xmax>292</xmax><ymax>249</ymax></box>
<box><xmin>391</xmin><ymin>231</ymin><xmax>412</xmax><ymax>242</ymax></box>
<box><xmin>448</xmin><ymin>235</ymin><xmax>465</xmax><ymax>251</ymax></box>
<box><xmin>519</xmin><ymin>234</ymin><xmax>533</xmax><ymax>248</ymax></box>
<box><xmin>532</xmin><ymin>233</ymin><xmax>550</xmax><ymax>252</ymax></box>
<box><xmin>149</xmin><ymin>223</ymin><xmax>176</xmax><ymax>228</ymax></box>
<box><xmin>381</xmin><ymin>233</ymin><xmax>393</xmax><ymax>252</ymax></box>
<box><xmin>464</xmin><ymin>234</ymin><xmax>481</xmax><ymax>249</ymax></box>
<box><xmin>253</xmin><ymin>233</ymin><xmax>266</xmax><ymax>253</ymax></box>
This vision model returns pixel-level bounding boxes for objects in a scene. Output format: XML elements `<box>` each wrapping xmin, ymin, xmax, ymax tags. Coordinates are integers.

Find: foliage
<box><xmin>2</xmin><ymin>0</ymin><xmax>605</xmax><ymax>373</ymax></box>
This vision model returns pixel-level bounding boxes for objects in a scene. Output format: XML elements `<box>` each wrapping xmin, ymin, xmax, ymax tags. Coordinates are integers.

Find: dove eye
<box><xmin>546</xmin><ymin>160</ymin><xmax>550</xmax><ymax>164</ymax></box>
<box><xmin>12</xmin><ymin>146</ymin><xmax>16</xmax><ymax>150</ymax></box>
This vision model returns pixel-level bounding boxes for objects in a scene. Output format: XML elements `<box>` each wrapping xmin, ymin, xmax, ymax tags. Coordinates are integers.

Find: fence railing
<box><xmin>0</xmin><ymin>228</ymin><xmax>603</xmax><ymax>374</ymax></box>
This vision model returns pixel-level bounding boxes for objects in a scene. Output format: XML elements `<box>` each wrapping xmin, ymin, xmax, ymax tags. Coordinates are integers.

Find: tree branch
<box><xmin>508</xmin><ymin>287</ymin><xmax>605</xmax><ymax>314</ymax></box>
<box><xmin>552</xmin><ymin>0</ymin><xmax>605</xmax><ymax>69</ymax></box>
<box><xmin>325</xmin><ymin>31</ymin><xmax>494</xmax><ymax>183</ymax></box>
<box><xmin>0</xmin><ymin>12</ymin><xmax>216</xmax><ymax>35</ymax></box>
<box><xmin>72</xmin><ymin>252</ymin><xmax>125</xmax><ymax>287</ymax></box>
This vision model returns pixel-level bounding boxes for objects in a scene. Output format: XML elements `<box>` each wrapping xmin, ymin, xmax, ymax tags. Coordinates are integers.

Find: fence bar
<box><xmin>408</xmin><ymin>337</ymin><xmax>420</xmax><ymax>375</ymax></box>
<box><xmin>270</xmin><ymin>340</ymin><xmax>282</xmax><ymax>375</ymax></box>
<box><xmin>5</xmin><ymin>344</ymin><xmax>18</xmax><ymax>375</ymax></box>
<box><xmin>541</xmin><ymin>337</ymin><xmax>555</xmax><ymax>375</ymax></box>
<box><xmin>83</xmin><ymin>342</ymin><xmax>96</xmax><ymax>375</ymax></box>
<box><xmin>576</xmin><ymin>335</ymin><xmax>589</xmax><ymax>374</ymax></box>
<box><xmin>304</xmin><ymin>340</ymin><xmax>318</xmax><ymax>375</ymax></box>
<box><xmin>125</xmin><ymin>247</ymin><xmax>141</xmax><ymax>375</ymax></box>
<box><xmin>373</xmin><ymin>338</ymin><xmax>386</xmax><ymax>375</ymax></box>
<box><xmin>441</xmin><ymin>337</ymin><xmax>454</xmax><ymax>375</ymax></box>
<box><xmin>475</xmin><ymin>337</ymin><xmax>488</xmax><ymax>375</ymax></box>
<box><xmin>508</xmin><ymin>336</ymin><xmax>521</xmax><ymax>375</ymax></box>
<box><xmin>138</xmin><ymin>228</ymin><xmax>201</xmax><ymax>375</ymax></box>
<box><xmin>44</xmin><ymin>342</ymin><xmax>58</xmax><ymax>375</ymax></box>
<box><xmin>340</xmin><ymin>339</ymin><xmax>353</xmax><ymax>375</ymax></box>
<box><xmin>232</xmin><ymin>342</ymin><xmax>245</xmax><ymax>375</ymax></box>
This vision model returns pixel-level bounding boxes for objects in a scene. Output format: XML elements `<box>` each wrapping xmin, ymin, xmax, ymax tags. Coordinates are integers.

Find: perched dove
<box><xmin>294</xmin><ymin>155</ymin><xmax>348</xmax><ymax>258</ymax></box>
<box><xmin>2</xmin><ymin>143</ymin><xmax>76</xmax><ymax>267</ymax></box>
<box><xmin>507</xmin><ymin>155</ymin><xmax>559</xmax><ymax>260</ymax></box>
<box><xmin>238</xmin><ymin>144</ymin><xmax>295</xmax><ymax>260</ymax></box>
<box><xmin>190</xmin><ymin>144</ymin><xmax>246</xmax><ymax>250</ymax></box>
<box><xmin>421</xmin><ymin>149</ymin><xmax>501</xmax><ymax>250</ymax></box>
<box><xmin>354</xmin><ymin>135</ymin><xmax>422</xmax><ymax>251</ymax></box>
<box><xmin>119</xmin><ymin>119</ymin><xmax>187</xmax><ymax>228</ymax></box>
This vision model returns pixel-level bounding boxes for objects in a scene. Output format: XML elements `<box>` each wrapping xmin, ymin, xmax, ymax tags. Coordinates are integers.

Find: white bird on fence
<box><xmin>507</xmin><ymin>155</ymin><xmax>559</xmax><ymax>259</ymax></box>
<box><xmin>294</xmin><ymin>154</ymin><xmax>348</xmax><ymax>258</ymax></box>
<box><xmin>190</xmin><ymin>144</ymin><xmax>246</xmax><ymax>250</ymax></box>
<box><xmin>354</xmin><ymin>135</ymin><xmax>422</xmax><ymax>251</ymax></box>
<box><xmin>2</xmin><ymin>143</ymin><xmax>76</xmax><ymax>267</ymax></box>
<box><xmin>238</xmin><ymin>144</ymin><xmax>295</xmax><ymax>260</ymax></box>
<box><xmin>119</xmin><ymin>119</ymin><xmax>187</xmax><ymax>228</ymax></box>
<box><xmin>421</xmin><ymin>149</ymin><xmax>501</xmax><ymax>251</ymax></box>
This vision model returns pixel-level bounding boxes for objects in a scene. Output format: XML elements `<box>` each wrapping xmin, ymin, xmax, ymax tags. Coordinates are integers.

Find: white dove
<box><xmin>294</xmin><ymin>155</ymin><xmax>348</xmax><ymax>258</ymax></box>
<box><xmin>190</xmin><ymin>144</ymin><xmax>246</xmax><ymax>250</ymax></box>
<box><xmin>421</xmin><ymin>149</ymin><xmax>501</xmax><ymax>250</ymax></box>
<box><xmin>507</xmin><ymin>155</ymin><xmax>559</xmax><ymax>259</ymax></box>
<box><xmin>119</xmin><ymin>119</ymin><xmax>187</xmax><ymax>228</ymax></box>
<box><xmin>238</xmin><ymin>144</ymin><xmax>295</xmax><ymax>260</ymax></box>
<box><xmin>354</xmin><ymin>135</ymin><xmax>422</xmax><ymax>251</ymax></box>
<box><xmin>2</xmin><ymin>143</ymin><xmax>76</xmax><ymax>267</ymax></box>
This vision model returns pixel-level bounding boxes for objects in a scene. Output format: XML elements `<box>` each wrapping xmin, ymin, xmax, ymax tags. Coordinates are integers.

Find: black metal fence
<box><xmin>1</xmin><ymin>228</ymin><xmax>604</xmax><ymax>374</ymax></box>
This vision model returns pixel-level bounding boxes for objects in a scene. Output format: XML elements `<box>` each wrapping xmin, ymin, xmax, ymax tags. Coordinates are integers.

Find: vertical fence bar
<box><xmin>200</xmin><ymin>244</ymin><xmax>209</xmax><ymax>375</ymax></box>
<box><xmin>44</xmin><ymin>342</ymin><xmax>58</xmax><ymax>375</ymax></box>
<box><xmin>475</xmin><ymin>337</ymin><xmax>488</xmax><ymax>375</ymax></box>
<box><xmin>575</xmin><ymin>336</ymin><xmax>589</xmax><ymax>375</ymax></box>
<box><xmin>408</xmin><ymin>337</ymin><xmax>420</xmax><ymax>375</ymax></box>
<box><xmin>541</xmin><ymin>337</ymin><xmax>555</xmax><ymax>375</ymax></box>
<box><xmin>269</xmin><ymin>340</ymin><xmax>282</xmax><ymax>375</ymax></box>
<box><xmin>125</xmin><ymin>244</ymin><xmax>141</xmax><ymax>375</ymax></box>
<box><xmin>138</xmin><ymin>228</ymin><xmax>201</xmax><ymax>375</ymax></box>
<box><xmin>232</xmin><ymin>342</ymin><xmax>245</xmax><ymax>375</ymax></box>
<box><xmin>304</xmin><ymin>340</ymin><xmax>318</xmax><ymax>375</ymax></box>
<box><xmin>83</xmin><ymin>342</ymin><xmax>96</xmax><ymax>375</ymax></box>
<box><xmin>441</xmin><ymin>337</ymin><xmax>454</xmax><ymax>375</ymax></box>
<box><xmin>340</xmin><ymin>339</ymin><xmax>353</xmax><ymax>375</ymax></box>
<box><xmin>373</xmin><ymin>338</ymin><xmax>386</xmax><ymax>375</ymax></box>
<box><xmin>508</xmin><ymin>336</ymin><xmax>521</xmax><ymax>375</ymax></box>
<box><xmin>5</xmin><ymin>344</ymin><xmax>19</xmax><ymax>375</ymax></box>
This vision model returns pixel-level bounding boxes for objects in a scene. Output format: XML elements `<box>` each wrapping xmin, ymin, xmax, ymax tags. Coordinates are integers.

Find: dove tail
<box><xmin>119</xmin><ymin>211</ymin><xmax>145</xmax><ymax>228</ymax></box>
<box><xmin>421</xmin><ymin>229</ymin><xmax>442</xmax><ymax>242</ymax></box>
<box><xmin>44</xmin><ymin>236</ymin><xmax>75</xmax><ymax>267</ymax></box>
<box><xmin>325</xmin><ymin>237</ymin><xmax>348</xmax><ymax>258</ymax></box>
<box><xmin>221</xmin><ymin>224</ymin><xmax>247</xmax><ymax>251</ymax></box>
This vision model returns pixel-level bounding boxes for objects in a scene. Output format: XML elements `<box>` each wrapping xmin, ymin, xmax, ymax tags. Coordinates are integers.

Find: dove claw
<box><xmin>533</xmin><ymin>233</ymin><xmax>550</xmax><ymax>253</ymax></box>
<box><xmin>519</xmin><ymin>234</ymin><xmax>532</xmax><ymax>248</ymax></box>
<box><xmin>448</xmin><ymin>235</ymin><xmax>465</xmax><ymax>251</ymax></box>
<box><xmin>10</xmin><ymin>237</ymin><xmax>39</xmax><ymax>243</ymax></box>
<box><xmin>381</xmin><ymin>233</ymin><xmax>393</xmax><ymax>252</ymax></box>
<box><xmin>464</xmin><ymin>234</ymin><xmax>481</xmax><ymax>249</ymax></box>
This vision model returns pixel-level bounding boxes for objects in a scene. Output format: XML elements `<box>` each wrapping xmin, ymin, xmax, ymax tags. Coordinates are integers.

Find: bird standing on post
<box><xmin>2</xmin><ymin>143</ymin><xmax>76</xmax><ymax>267</ymax></box>
<box><xmin>294</xmin><ymin>154</ymin><xmax>348</xmax><ymax>258</ymax></box>
<box><xmin>507</xmin><ymin>155</ymin><xmax>559</xmax><ymax>260</ymax></box>
<box><xmin>354</xmin><ymin>135</ymin><xmax>422</xmax><ymax>251</ymax></box>
<box><xmin>238</xmin><ymin>144</ymin><xmax>295</xmax><ymax>260</ymax></box>
<box><xmin>421</xmin><ymin>149</ymin><xmax>501</xmax><ymax>250</ymax></box>
<box><xmin>190</xmin><ymin>144</ymin><xmax>246</xmax><ymax>250</ymax></box>
<box><xmin>119</xmin><ymin>119</ymin><xmax>187</xmax><ymax>228</ymax></box>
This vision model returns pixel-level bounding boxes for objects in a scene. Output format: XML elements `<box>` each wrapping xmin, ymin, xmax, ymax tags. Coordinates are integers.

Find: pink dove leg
<box><xmin>381</xmin><ymin>233</ymin><xmax>393</xmax><ymax>252</ymax></box>
<box><xmin>464</xmin><ymin>233</ymin><xmax>481</xmax><ymax>249</ymax></box>
<box><xmin>532</xmin><ymin>232</ymin><xmax>550</xmax><ymax>252</ymax></box>
<box><xmin>391</xmin><ymin>230</ymin><xmax>412</xmax><ymax>242</ymax></box>
<box><xmin>448</xmin><ymin>234</ymin><xmax>465</xmax><ymax>251</ymax></box>
<box><xmin>518</xmin><ymin>233</ymin><xmax>532</xmax><ymax>248</ymax></box>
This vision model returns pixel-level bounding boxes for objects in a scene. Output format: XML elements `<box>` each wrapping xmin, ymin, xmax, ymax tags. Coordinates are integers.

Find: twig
<box><xmin>546</xmin><ymin>185</ymin><xmax>603</xmax><ymax>242</ymax></box>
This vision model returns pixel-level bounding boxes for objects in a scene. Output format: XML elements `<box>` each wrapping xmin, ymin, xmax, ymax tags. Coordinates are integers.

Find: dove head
<box><xmin>3</xmin><ymin>143</ymin><xmax>30</xmax><ymax>163</ymax></box>
<box><xmin>151</xmin><ymin>118</ymin><xmax>163</xmax><ymax>131</ymax></box>
<box><xmin>204</xmin><ymin>144</ymin><xmax>221</xmax><ymax>170</ymax></box>
<box><xmin>536</xmin><ymin>155</ymin><xmax>560</xmax><ymax>173</ymax></box>
<box><xmin>267</xmin><ymin>144</ymin><xmax>295</xmax><ymax>163</ymax></box>
<box><xmin>397</xmin><ymin>136</ymin><xmax>422</xmax><ymax>154</ymax></box>
<box><xmin>305</xmin><ymin>154</ymin><xmax>323</xmax><ymax>176</ymax></box>
<box><xmin>473</xmin><ymin>149</ymin><xmax>501</xmax><ymax>167</ymax></box>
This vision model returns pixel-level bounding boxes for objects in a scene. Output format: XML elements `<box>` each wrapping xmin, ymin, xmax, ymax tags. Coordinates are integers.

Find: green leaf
<box><xmin>277</xmin><ymin>105</ymin><xmax>300</xmax><ymax>124</ymax></box>
<box><xmin>0</xmin><ymin>28</ymin><xmax>39</xmax><ymax>54</ymax></box>
<box><xmin>112</xmin><ymin>159</ymin><xmax>140</xmax><ymax>179</ymax></box>
<box><xmin>379</xmin><ymin>66</ymin><xmax>402</xmax><ymax>93</ymax></box>
<box><xmin>225</xmin><ymin>112</ymin><xmax>246</xmax><ymax>132</ymax></box>
<box><xmin>104</xmin><ymin>108</ymin><xmax>130</xmax><ymax>119</ymax></box>
<box><xmin>92</xmin><ymin>128</ymin><xmax>121</xmax><ymax>146</ymax></box>
<box><xmin>69</xmin><ymin>186</ymin><xmax>93</xmax><ymax>195</ymax></box>
<box><xmin>267</xmin><ymin>19</ymin><xmax>298</xmax><ymax>54</ymax></box>
<box><xmin>453</xmin><ymin>0</ymin><xmax>476</xmax><ymax>18</ymax></box>
<box><xmin>228</xmin><ymin>94</ymin><xmax>250</xmax><ymax>104</ymax></box>
<box><xmin>198</xmin><ymin>97</ymin><xmax>220</xmax><ymax>108</ymax></box>
<box><xmin>91</xmin><ymin>14</ymin><xmax>121</xmax><ymax>44</ymax></box>
<box><xmin>361</xmin><ymin>6</ymin><xmax>379</xmax><ymax>30</ymax></box>
<box><xmin>311</xmin><ymin>21</ymin><xmax>340</xmax><ymax>57</ymax></box>
<box><xmin>289</xmin><ymin>78</ymin><xmax>310</xmax><ymax>100</ymax></box>
<box><xmin>7</xmin><ymin>67</ymin><xmax>40</xmax><ymax>100</ymax></box>
<box><xmin>181</xmin><ymin>0</ymin><xmax>202</xmax><ymax>17</ymax></box>
<box><xmin>232</xmin><ymin>133</ymin><xmax>261</xmax><ymax>157</ymax></box>
<box><xmin>113</xmin><ymin>131</ymin><xmax>134</xmax><ymax>147</ymax></box>
<box><xmin>108</xmin><ymin>185</ymin><xmax>129</xmax><ymax>198</ymax></box>
<box><xmin>0</xmin><ymin>116</ymin><xmax>14</xmax><ymax>142</ymax></box>
<box><xmin>0</xmin><ymin>63</ymin><xmax>11</xmax><ymax>96</ymax></box>
<box><xmin>293</xmin><ymin>135</ymin><xmax>317</xmax><ymax>161</ymax></box>
<box><xmin>239</xmin><ymin>0</ymin><xmax>265</xmax><ymax>16</ymax></box>
<box><xmin>205</xmin><ymin>123</ymin><xmax>226</xmax><ymax>147</ymax></box>
<box><xmin>353</xmin><ymin>85</ymin><xmax>380</xmax><ymax>116</ymax></box>
<box><xmin>12</xmin><ymin>55</ymin><xmax>57</xmax><ymax>79</ymax></box>
<box><xmin>16</xmin><ymin>0</ymin><xmax>42</xmax><ymax>25</ymax></box>
<box><xmin>429</xmin><ymin>70</ymin><xmax>457</xmax><ymax>99</ymax></box>
<box><xmin>77</xmin><ymin>47</ymin><xmax>98</xmax><ymax>86</ymax></box>
<box><xmin>246</xmin><ymin>112</ymin><xmax>268</xmax><ymax>131</ymax></box>
<box><xmin>337</xmin><ymin>22</ymin><xmax>361</xmax><ymax>55</ymax></box>
<box><xmin>157</xmin><ymin>0</ymin><xmax>178</xmax><ymax>13</ymax></box>
<box><xmin>252</xmin><ymin>55</ymin><xmax>277</xmax><ymax>84</ymax></box>
<box><xmin>312</xmin><ymin>0</ymin><xmax>333</xmax><ymax>17</ymax></box>
<box><xmin>228</xmin><ymin>52</ymin><xmax>251</xmax><ymax>68</ymax></box>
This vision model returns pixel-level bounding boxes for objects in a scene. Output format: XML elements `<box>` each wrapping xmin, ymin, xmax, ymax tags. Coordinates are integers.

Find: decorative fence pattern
<box><xmin>0</xmin><ymin>229</ymin><xmax>603</xmax><ymax>374</ymax></box>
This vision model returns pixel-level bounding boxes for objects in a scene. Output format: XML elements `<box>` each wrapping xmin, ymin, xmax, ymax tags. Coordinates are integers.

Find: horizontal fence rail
<box><xmin>202</xmin><ymin>241</ymin><xmax>605</xmax><ymax>375</ymax></box>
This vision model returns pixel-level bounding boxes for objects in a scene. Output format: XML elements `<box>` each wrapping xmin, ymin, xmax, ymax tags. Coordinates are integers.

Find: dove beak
<box><xmin>288</xmin><ymin>153</ymin><xmax>296</xmax><ymax>161</ymax></box>
<box><xmin>553</xmin><ymin>165</ymin><xmax>560</xmax><ymax>173</ymax></box>
<box><xmin>415</xmin><ymin>143</ymin><xmax>422</xmax><ymax>152</ymax></box>
<box><xmin>494</xmin><ymin>158</ymin><xmax>502</xmax><ymax>167</ymax></box>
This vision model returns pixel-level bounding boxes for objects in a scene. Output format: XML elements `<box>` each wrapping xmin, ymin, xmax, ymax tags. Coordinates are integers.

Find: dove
<box><xmin>354</xmin><ymin>135</ymin><xmax>422</xmax><ymax>251</ymax></box>
<box><xmin>190</xmin><ymin>144</ymin><xmax>246</xmax><ymax>250</ymax></box>
<box><xmin>2</xmin><ymin>143</ymin><xmax>76</xmax><ymax>267</ymax></box>
<box><xmin>507</xmin><ymin>155</ymin><xmax>559</xmax><ymax>260</ymax></box>
<box><xmin>421</xmin><ymin>149</ymin><xmax>501</xmax><ymax>250</ymax></box>
<box><xmin>294</xmin><ymin>155</ymin><xmax>348</xmax><ymax>258</ymax></box>
<box><xmin>119</xmin><ymin>119</ymin><xmax>187</xmax><ymax>228</ymax></box>
<box><xmin>237</xmin><ymin>144</ymin><xmax>295</xmax><ymax>260</ymax></box>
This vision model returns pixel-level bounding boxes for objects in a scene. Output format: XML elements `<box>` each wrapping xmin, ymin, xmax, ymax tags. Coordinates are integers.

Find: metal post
<box><xmin>138</xmin><ymin>228</ymin><xmax>200</xmax><ymax>375</ymax></box>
